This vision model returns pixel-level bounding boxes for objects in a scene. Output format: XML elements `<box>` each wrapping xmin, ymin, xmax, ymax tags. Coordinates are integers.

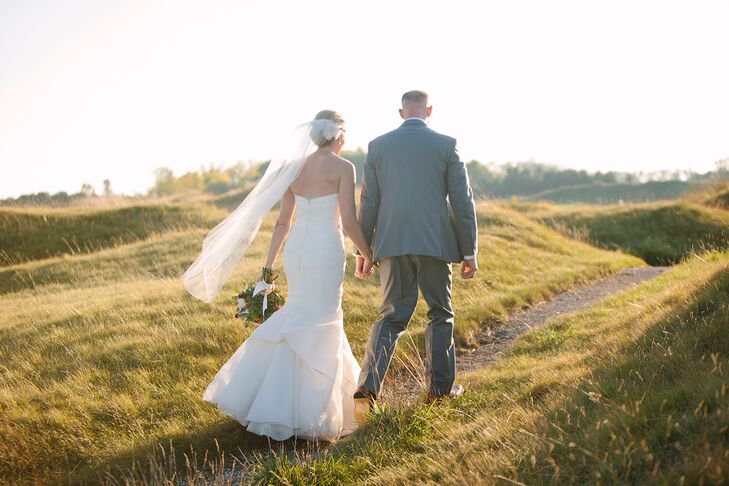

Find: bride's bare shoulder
<box><xmin>327</xmin><ymin>153</ymin><xmax>355</xmax><ymax>172</ymax></box>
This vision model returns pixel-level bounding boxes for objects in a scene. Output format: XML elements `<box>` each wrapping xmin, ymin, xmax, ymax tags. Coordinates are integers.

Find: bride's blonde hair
<box><xmin>311</xmin><ymin>110</ymin><xmax>345</xmax><ymax>148</ymax></box>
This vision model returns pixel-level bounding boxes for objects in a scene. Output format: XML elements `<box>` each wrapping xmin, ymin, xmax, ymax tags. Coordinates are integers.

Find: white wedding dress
<box><xmin>202</xmin><ymin>193</ymin><xmax>361</xmax><ymax>441</ymax></box>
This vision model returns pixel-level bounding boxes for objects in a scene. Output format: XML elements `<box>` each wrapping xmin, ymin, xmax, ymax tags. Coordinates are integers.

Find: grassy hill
<box><xmin>532</xmin><ymin>201</ymin><xmax>729</xmax><ymax>265</ymax></box>
<box><xmin>0</xmin><ymin>203</ymin><xmax>221</xmax><ymax>266</ymax></box>
<box><xmin>0</xmin><ymin>229</ymin><xmax>208</xmax><ymax>295</ymax></box>
<box><xmin>0</xmin><ymin>200</ymin><xmax>641</xmax><ymax>483</ymax></box>
<box><xmin>257</xmin><ymin>251</ymin><xmax>729</xmax><ymax>485</ymax></box>
<box><xmin>686</xmin><ymin>180</ymin><xmax>729</xmax><ymax>210</ymax></box>
<box><xmin>527</xmin><ymin>180</ymin><xmax>693</xmax><ymax>204</ymax></box>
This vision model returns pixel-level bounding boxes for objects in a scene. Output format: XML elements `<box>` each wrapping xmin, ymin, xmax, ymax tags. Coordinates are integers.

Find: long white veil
<box><xmin>183</xmin><ymin>119</ymin><xmax>339</xmax><ymax>303</ymax></box>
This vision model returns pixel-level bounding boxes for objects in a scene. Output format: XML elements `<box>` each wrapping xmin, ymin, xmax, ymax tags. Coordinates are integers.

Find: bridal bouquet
<box><xmin>233</xmin><ymin>267</ymin><xmax>285</xmax><ymax>325</ymax></box>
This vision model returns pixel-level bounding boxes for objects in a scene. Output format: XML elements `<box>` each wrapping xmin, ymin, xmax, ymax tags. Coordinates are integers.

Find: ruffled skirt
<box><xmin>202</xmin><ymin>303</ymin><xmax>361</xmax><ymax>441</ymax></box>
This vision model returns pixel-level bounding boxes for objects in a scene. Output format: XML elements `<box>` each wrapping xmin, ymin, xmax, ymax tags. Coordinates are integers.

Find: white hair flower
<box><xmin>309</xmin><ymin>119</ymin><xmax>341</xmax><ymax>145</ymax></box>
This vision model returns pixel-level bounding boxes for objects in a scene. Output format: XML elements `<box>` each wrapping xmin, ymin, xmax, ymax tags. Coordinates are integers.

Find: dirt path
<box><xmin>379</xmin><ymin>266</ymin><xmax>668</xmax><ymax>407</ymax></box>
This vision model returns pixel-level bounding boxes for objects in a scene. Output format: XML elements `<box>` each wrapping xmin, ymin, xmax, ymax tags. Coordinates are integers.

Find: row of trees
<box><xmin>0</xmin><ymin>179</ymin><xmax>114</xmax><ymax>206</ymax></box>
<box><xmin>149</xmin><ymin>149</ymin><xmax>367</xmax><ymax>197</ymax></box>
<box><xmin>149</xmin><ymin>151</ymin><xmax>726</xmax><ymax>200</ymax></box>
<box><xmin>150</xmin><ymin>162</ymin><xmax>270</xmax><ymax>197</ymax></box>
<box><xmin>462</xmin><ymin>161</ymin><xmax>723</xmax><ymax>198</ymax></box>
<box><xmin>3</xmin><ymin>154</ymin><xmax>725</xmax><ymax>206</ymax></box>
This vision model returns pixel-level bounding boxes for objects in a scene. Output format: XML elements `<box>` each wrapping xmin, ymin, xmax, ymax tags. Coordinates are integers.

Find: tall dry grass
<box><xmin>0</xmin><ymin>199</ymin><xmax>642</xmax><ymax>483</ymax></box>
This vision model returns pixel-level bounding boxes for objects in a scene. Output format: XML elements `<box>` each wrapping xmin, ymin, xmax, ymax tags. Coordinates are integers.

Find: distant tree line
<box><xmin>147</xmin><ymin>152</ymin><xmax>725</xmax><ymax>201</ymax></box>
<box><xmin>463</xmin><ymin>160</ymin><xmax>723</xmax><ymax>198</ymax></box>
<box><xmin>0</xmin><ymin>179</ymin><xmax>113</xmax><ymax>206</ymax></box>
<box><xmin>150</xmin><ymin>148</ymin><xmax>729</xmax><ymax>197</ymax></box>
<box><xmin>2</xmin><ymin>154</ymin><xmax>726</xmax><ymax>206</ymax></box>
<box><xmin>148</xmin><ymin>149</ymin><xmax>366</xmax><ymax>197</ymax></box>
<box><xmin>149</xmin><ymin>161</ymin><xmax>271</xmax><ymax>197</ymax></box>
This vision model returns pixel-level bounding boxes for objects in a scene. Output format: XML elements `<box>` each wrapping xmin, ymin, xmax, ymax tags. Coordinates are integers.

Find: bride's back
<box><xmin>289</xmin><ymin>152</ymin><xmax>342</xmax><ymax>198</ymax></box>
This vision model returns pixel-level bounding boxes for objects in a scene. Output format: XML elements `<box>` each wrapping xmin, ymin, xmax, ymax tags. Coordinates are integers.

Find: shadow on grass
<box><xmin>83</xmin><ymin>417</ymin><xmax>323</xmax><ymax>484</ymax></box>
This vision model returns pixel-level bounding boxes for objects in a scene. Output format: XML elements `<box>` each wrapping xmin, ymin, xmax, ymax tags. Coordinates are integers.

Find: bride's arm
<box><xmin>263</xmin><ymin>188</ymin><xmax>296</xmax><ymax>269</ymax></box>
<box><xmin>339</xmin><ymin>162</ymin><xmax>374</xmax><ymax>263</ymax></box>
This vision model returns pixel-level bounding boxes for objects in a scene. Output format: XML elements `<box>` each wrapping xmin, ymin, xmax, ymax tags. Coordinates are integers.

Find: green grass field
<box><xmin>0</xmin><ymin>193</ymin><xmax>726</xmax><ymax>484</ymax></box>
<box><xmin>531</xmin><ymin>201</ymin><xmax>729</xmax><ymax>265</ymax></box>
<box><xmin>0</xmin><ymin>203</ymin><xmax>221</xmax><ymax>266</ymax></box>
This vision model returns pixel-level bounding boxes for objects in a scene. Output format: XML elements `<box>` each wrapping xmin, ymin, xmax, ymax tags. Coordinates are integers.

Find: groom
<box><xmin>354</xmin><ymin>90</ymin><xmax>479</xmax><ymax>411</ymax></box>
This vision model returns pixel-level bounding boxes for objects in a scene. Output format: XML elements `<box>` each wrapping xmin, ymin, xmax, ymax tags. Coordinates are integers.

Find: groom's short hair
<box><xmin>401</xmin><ymin>90</ymin><xmax>429</xmax><ymax>107</ymax></box>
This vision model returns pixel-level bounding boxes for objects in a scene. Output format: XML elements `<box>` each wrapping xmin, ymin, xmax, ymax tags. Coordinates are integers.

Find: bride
<box><xmin>183</xmin><ymin>110</ymin><xmax>374</xmax><ymax>441</ymax></box>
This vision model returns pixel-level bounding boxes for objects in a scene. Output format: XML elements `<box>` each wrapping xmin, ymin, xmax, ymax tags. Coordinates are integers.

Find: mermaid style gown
<box><xmin>202</xmin><ymin>193</ymin><xmax>361</xmax><ymax>441</ymax></box>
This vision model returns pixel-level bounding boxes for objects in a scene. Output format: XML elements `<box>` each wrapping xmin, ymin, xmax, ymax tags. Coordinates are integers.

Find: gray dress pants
<box><xmin>357</xmin><ymin>254</ymin><xmax>456</xmax><ymax>397</ymax></box>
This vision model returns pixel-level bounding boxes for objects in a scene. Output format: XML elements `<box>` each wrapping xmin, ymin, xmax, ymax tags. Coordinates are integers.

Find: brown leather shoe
<box><xmin>424</xmin><ymin>383</ymin><xmax>464</xmax><ymax>405</ymax></box>
<box><xmin>353</xmin><ymin>387</ymin><xmax>376</xmax><ymax>425</ymax></box>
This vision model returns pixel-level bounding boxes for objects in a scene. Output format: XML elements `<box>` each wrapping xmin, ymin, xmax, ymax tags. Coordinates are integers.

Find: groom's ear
<box><xmin>399</xmin><ymin>108</ymin><xmax>405</xmax><ymax>119</ymax></box>
<box><xmin>426</xmin><ymin>105</ymin><xmax>433</xmax><ymax>117</ymax></box>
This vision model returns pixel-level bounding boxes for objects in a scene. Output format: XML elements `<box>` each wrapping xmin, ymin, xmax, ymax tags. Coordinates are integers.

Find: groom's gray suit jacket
<box><xmin>358</xmin><ymin>118</ymin><xmax>478</xmax><ymax>263</ymax></box>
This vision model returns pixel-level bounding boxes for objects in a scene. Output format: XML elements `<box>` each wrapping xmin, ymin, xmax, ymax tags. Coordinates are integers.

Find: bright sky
<box><xmin>1</xmin><ymin>0</ymin><xmax>728</xmax><ymax>197</ymax></box>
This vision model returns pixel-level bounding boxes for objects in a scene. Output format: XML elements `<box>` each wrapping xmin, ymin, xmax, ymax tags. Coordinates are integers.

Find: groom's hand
<box><xmin>355</xmin><ymin>255</ymin><xmax>366</xmax><ymax>279</ymax></box>
<box><xmin>362</xmin><ymin>259</ymin><xmax>374</xmax><ymax>278</ymax></box>
<box><xmin>355</xmin><ymin>256</ymin><xmax>374</xmax><ymax>279</ymax></box>
<box><xmin>460</xmin><ymin>257</ymin><xmax>478</xmax><ymax>279</ymax></box>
